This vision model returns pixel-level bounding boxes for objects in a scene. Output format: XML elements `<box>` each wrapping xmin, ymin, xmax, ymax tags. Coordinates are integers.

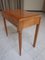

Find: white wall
<box><xmin>24</xmin><ymin>0</ymin><xmax>44</xmax><ymax>10</ymax></box>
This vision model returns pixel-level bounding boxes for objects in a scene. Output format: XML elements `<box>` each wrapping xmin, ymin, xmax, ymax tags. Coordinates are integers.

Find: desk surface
<box><xmin>3</xmin><ymin>9</ymin><xmax>40</xmax><ymax>20</ymax></box>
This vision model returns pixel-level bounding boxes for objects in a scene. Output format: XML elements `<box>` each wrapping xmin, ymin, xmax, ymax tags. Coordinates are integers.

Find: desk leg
<box><xmin>18</xmin><ymin>31</ymin><xmax>22</xmax><ymax>56</ymax></box>
<box><xmin>3</xmin><ymin>17</ymin><xmax>8</xmax><ymax>36</ymax></box>
<box><xmin>33</xmin><ymin>24</ymin><xmax>40</xmax><ymax>47</ymax></box>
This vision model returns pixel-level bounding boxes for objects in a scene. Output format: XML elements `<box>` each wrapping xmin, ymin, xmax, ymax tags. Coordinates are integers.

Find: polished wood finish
<box><xmin>3</xmin><ymin>17</ymin><xmax>8</xmax><ymax>36</ymax></box>
<box><xmin>2</xmin><ymin>9</ymin><xmax>41</xmax><ymax>55</ymax></box>
<box><xmin>33</xmin><ymin>18</ymin><xmax>41</xmax><ymax>47</ymax></box>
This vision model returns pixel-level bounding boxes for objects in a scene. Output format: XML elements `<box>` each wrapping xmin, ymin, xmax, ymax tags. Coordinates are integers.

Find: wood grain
<box><xmin>2</xmin><ymin>9</ymin><xmax>41</xmax><ymax>55</ymax></box>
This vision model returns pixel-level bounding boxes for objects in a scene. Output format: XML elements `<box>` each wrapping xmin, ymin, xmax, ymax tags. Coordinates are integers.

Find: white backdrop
<box><xmin>24</xmin><ymin>0</ymin><xmax>44</xmax><ymax>10</ymax></box>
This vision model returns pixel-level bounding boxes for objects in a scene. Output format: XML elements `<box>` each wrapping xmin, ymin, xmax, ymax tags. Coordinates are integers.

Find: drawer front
<box><xmin>19</xmin><ymin>16</ymin><xmax>40</xmax><ymax>29</ymax></box>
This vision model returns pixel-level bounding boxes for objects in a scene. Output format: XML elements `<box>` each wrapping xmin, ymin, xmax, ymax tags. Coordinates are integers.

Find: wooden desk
<box><xmin>2</xmin><ymin>9</ymin><xmax>41</xmax><ymax>56</ymax></box>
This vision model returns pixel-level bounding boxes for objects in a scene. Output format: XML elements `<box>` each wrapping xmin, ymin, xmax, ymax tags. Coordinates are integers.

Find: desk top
<box><xmin>3</xmin><ymin>9</ymin><xmax>40</xmax><ymax>20</ymax></box>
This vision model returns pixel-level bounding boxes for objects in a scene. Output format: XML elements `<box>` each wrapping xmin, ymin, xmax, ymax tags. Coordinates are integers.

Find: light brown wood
<box><xmin>19</xmin><ymin>16</ymin><xmax>40</xmax><ymax>30</ymax></box>
<box><xmin>33</xmin><ymin>18</ymin><xmax>41</xmax><ymax>47</ymax></box>
<box><xmin>2</xmin><ymin>9</ymin><xmax>41</xmax><ymax>55</ymax></box>
<box><xmin>33</xmin><ymin>24</ymin><xmax>40</xmax><ymax>47</ymax></box>
<box><xmin>3</xmin><ymin>17</ymin><xmax>8</xmax><ymax>36</ymax></box>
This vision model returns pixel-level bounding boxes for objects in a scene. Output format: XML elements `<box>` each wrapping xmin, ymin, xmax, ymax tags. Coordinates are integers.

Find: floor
<box><xmin>0</xmin><ymin>12</ymin><xmax>45</xmax><ymax>60</ymax></box>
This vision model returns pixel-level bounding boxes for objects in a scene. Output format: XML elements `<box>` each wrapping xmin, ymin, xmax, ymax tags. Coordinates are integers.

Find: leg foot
<box><xmin>33</xmin><ymin>24</ymin><xmax>40</xmax><ymax>47</ymax></box>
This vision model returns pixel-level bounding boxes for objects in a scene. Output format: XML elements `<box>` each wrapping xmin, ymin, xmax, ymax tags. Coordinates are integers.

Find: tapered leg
<box><xmin>3</xmin><ymin>17</ymin><xmax>8</xmax><ymax>36</ymax></box>
<box><xmin>18</xmin><ymin>31</ymin><xmax>22</xmax><ymax>56</ymax></box>
<box><xmin>33</xmin><ymin>24</ymin><xmax>40</xmax><ymax>47</ymax></box>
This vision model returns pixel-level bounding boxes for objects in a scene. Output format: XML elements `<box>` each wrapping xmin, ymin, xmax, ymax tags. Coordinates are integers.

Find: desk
<box><xmin>2</xmin><ymin>9</ymin><xmax>41</xmax><ymax>55</ymax></box>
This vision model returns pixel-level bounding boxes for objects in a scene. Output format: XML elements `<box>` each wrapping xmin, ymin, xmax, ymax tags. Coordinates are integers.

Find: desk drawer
<box><xmin>20</xmin><ymin>16</ymin><xmax>40</xmax><ymax>29</ymax></box>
